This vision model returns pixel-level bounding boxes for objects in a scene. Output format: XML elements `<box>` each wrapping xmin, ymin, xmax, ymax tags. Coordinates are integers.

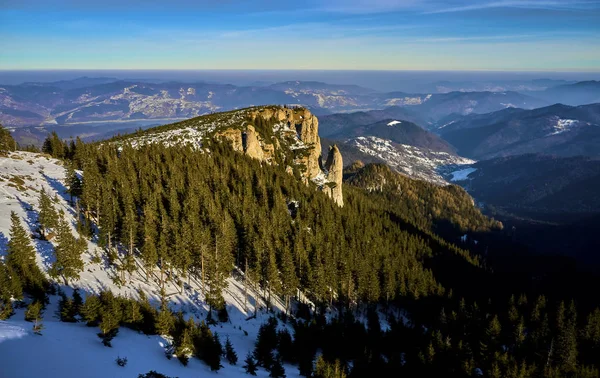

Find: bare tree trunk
<box><xmin>160</xmin><ymin>257</ymin><xmax>165</xmax><ymax>292</ymax></box>
<box><xmin>244</xmin><ymin>258</ymin><xmax>248</xmax><ymax>313</ymax></box>
<box><xmin>201</xmin><ymin>251</ymin><xmax>205</xmax><ymax>296</ymax></box>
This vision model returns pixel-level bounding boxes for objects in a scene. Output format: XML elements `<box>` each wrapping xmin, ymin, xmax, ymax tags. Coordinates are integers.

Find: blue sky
<box><xmin>1</xmin><ymin>0</ymin><xmax>599</xmax><ymax>71</ymax></box>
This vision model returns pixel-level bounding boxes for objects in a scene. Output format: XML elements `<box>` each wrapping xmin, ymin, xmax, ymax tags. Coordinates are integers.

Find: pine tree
<box><xmin>280</xmin><ymin>248</ymin><xmax>298</xmax><ymax>315</ymax></box>
<box><xmin>155</xmin><ymin>296</ymin><xmax>174</xmax><ymax>336</ymax></box>
<box><xmin>38</xmin><ymin>189</ymin><xmax>58</xmax><ymax>240</ymax></box>
<box><xmin>0</xmin><ymin>123</ymin><xmax>16</xmax><ymax>153</ymax></box>
<box><xmin>58</xmin><ymin>291</ymin><xmax>77</xmax><ymax>322</ymax></box>
<box><xmin>206</xmin><ymin>214</ymin><xmax>236</xmax><ymax>314</ymax></box>
<box><xmin>25</xmin><ymin>301</ymin><xmax>44</xmax><ymax>334</ymax></box>
<box><xmin>72</xmin><ymin>289</ymin><xmax>83</xmax><ymax>317</ymax></box>
<box><xmin>50</xmin><ymin>216</ymin><xmax>85</xmax><ymax>285</ymax></box>
<box><xmin>225</xmin><ymin>336</ymin><xmax>238</xmax><ymax>365</ymax></box>
<box><xmin>555</xmin><ymin>301</ymin><xmax>578</xmax><ymax>374</ymax></box>
<box><xmin>98</xmin><ymin>291</ymin><xmax>122</xmax><ymax>347</ymax></box>
<box><xmin>315</xmin><ymin>356</ymin><xmax>347</xmax><ymax>378</ymax></box>
<box><xmin>66</xmin><ymin>164</ymin><xmax>82</xmax><ymax>204</ymax></box>
<box><xmin>0</xmin><ymin>260</ymin><xmax>21</xmax><ymax>319</ymax></box>
<box><xmin>206</xmin><ymin>333</ymin><xmax>223</xmax><ymax>371</ymax></box>
<box><xmin>7</xmin><ymin>211</ymin><xmax>46</xmax><ymax>294</ymax></box>
<box><xmin>269</xmin><ymin>354</ymin><xmax>286</xmax><ymax>378</ymax></box>
<box><xmin>42</xmin><ymin>131</ymin><xmax>66</xmax><ymax>158</ymax></box>
<box><xmin>120</xmin><ymin>185</ymin><xmax>137</xmax><ymax>282</ymax></box>
<box><xmin>243</xmin><ymin>352</ymin><xmax>258</xmax><ymax>376</ymax></box>
<box><xmin>81</xmin><ymin>294</ymin><xmax>102</xmax><ymax>326</ymax></box>
<box><xmin>175</xmin><ymin>326</ymin><xmax>194</xmax><ymax>366</ymax></box>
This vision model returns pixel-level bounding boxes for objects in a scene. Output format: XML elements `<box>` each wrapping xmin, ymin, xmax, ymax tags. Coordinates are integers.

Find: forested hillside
<box><xmin>1</xmin><ymin>110</ymin><xmax>600</xmax><ymax>378</ymax></box>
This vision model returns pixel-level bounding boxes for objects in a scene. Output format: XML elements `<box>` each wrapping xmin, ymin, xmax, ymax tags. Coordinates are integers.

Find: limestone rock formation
<box><xmin>250</xmin><ymin>107</ymin><xmax>322</xmax><ymax>179</ymax></box>
<box><xmin>216</xmin><ymin>125</ymin><xmax>274</xmax><ymax>162</ymax></box>
<box><xmin>215</xmin><ymin>128</ymin><xmax>243</xmax><ymax>153</ymax></box>
<box><xmin>243</xmin><ymin>125</ymin><xmax>265</xmax><ymax>161</ymax></box>
<box><xmin>324</xmin><ymin>144</ymin><xmax>344</xmax><ymax>207</ymax></box>
<box><xmin>217</xmin><ymin>106</ymin><xmax>343</xmax><ymax>207</ymax></box>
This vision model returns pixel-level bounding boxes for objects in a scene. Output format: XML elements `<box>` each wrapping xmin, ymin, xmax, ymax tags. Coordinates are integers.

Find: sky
<box><xmin>0</xmin><ymin>0</ymin><xmax>599</xmax><ymax>71</ymax></box>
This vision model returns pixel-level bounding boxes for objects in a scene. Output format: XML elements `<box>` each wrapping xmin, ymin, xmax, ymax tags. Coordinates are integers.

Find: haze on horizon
<box><xmin>1</xmin><ymin>0</ymin><xmax>599</xmax><ymax>72</ymax></box>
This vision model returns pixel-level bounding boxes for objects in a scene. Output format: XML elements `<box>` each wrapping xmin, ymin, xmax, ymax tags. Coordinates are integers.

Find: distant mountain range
<box><xmin>2</xmin><ymin>77</ymin><xmax>598</xmax><ymax>129</ymax></box>
<box><xmin>460</xmin><ymin>154</ymin><xmax>600</xmax><ymax>215</ymax></box>
<box><xmin>524</xmin><ymin>80</ymin><xmax>600</xmax><ymax>106</ymax></box>
<box><xmin>438</xmin><ymin>103</ymin><xmax>600</xmax><ymax>159</ymax></box>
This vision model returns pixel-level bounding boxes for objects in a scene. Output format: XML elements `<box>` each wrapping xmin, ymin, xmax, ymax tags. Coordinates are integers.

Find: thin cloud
<box><xmin>425</xmin><ymin>0</ymin><xmax>600</xmax><ymax>14</ymax></box>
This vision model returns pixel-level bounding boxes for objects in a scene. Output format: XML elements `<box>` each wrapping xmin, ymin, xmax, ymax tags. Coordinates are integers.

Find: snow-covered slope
<box><xmin>348</xmin><ymin>136</ymin><xmax>475</xmax><ymax>185</ymax></box>
<box><xmin>0</xmin><ymin>151</ymin><xmax>301</xmax><ymax>378</ymax></box>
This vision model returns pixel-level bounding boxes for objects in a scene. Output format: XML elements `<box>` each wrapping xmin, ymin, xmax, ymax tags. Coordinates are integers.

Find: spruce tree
<box><xmin>0</xmin><ymin>260</ymin><xmax>21</xmax><ymax>319</ymax></box>
<box><xmin>38</xmin><ymin>189</ymin><xmax>58</xmax><ymax>240</ymax></box>
<box><xmin>81</xmin><ymin>294</ymin><xmax>102</xmax><ymax>326</ymax></box>
<box><xmin>175</xmin><ymin>326</ymin><xmax>194</xmax><ymax>366</ymax></box>
<box><xmin>50</xmin><ymin>216</ymin><xmax>85</xmax><ymax>285</ymax></box>
<box><xmin>98</xmin><ymin>291</ymin><xmax>122</xmax><ymax>347</ymax></box>
<box><xmin>25</xmin><ymin>301</ymin><xmax>44</xmax><ymax>334</ymax></box>
<box><xmin>0</xmin><ymin>123</ymin><xmax>16</xmax><ymax>153</ymax></box>
<box><xmin>155</xmin><ymin>297</ymin><xmax>174</xmax><ymax>336</ymax></box>
<box><xmin>58</xmin><ymin>291</ymin><xmax>77</xmax><ymax>322</ymax></box>
<box><xmin>243</xmin><ymin>352</ymin><xmax>258</xmax><ymax>376</ymax></box>
<box><xmin>7</xmin><ymin>211</ymin><xmax>46</xmax><ymax>293</ymax></box>
<box><xmin>206</xmin><ymin>333</ymin><xmax>223</xmax><ymax>371</ymax></box>
<box><xmin>66</xmin><ymin>164</ymin><xmax>82</xmax><ymax>203</ymax></box>
<box><xmin>269</xmin><ymin>355</ymin><xmax>286</xmax><ymax>378</ymax></box>
<box><xmin>225</xmin><ymin>336</ymin><xmax>238</xmax><ymax>365</ymax></box>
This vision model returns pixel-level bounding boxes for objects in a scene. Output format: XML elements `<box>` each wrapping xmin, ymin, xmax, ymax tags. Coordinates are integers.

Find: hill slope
<box><xmin>440</xmin><ymin>103</ymin><xmax>600</xmax><ymax>159</ymax></box>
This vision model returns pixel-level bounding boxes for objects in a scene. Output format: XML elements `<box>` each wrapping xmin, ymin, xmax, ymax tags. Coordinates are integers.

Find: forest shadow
<box><xmin>0</xmin><ymin>230</ymin><xmax>8</xmax><ymax>256</ymax></box>
<box><xmin>17</xmin><ymin>195</ymin><xmax>56</xmax><ymax>270</ymax></box>
<box><xmin>43</xmin><ymin>173</ymin><xmax>76</xmax><ymax>218</ymax></box>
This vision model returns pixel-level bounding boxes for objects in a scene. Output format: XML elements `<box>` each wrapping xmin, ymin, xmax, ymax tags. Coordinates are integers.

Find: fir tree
<box><xmin>66</xmin><ymin>164</ymin><xmax>82</xmax><ymax>203</ymax></box>
<box><xmin>98</xmin><ymin>292</ymin><xmax>122</xmax><ymax>347</ymax></box>
<box><xmin>225</xmin><ymin>336</ymin><xmax>238</xmax><ymax>365</ymax></box>
<box><xmin>155</xmin><ymin>297</ymin><xmax>174</xmax><ymax>336</ymax></box>
<box><xmin>25</xmin><ymin>301</ymin><xmax>44</xmax><ymax>334</ymax></box>
<box><xmin>269</xmin><ymin>355</ymin><xmax>286</xmax><ymax>378</ymax></box>
<box><xmin>0</xmin><ymin>123</ymin><xmax>16</xmax><ymax>153</ymax></box>
<box><xmin>243</xmin><ymin>352</ymin><xmax>258</xmax><ymax>376</ymax></box>
<box><xmin>175</xmin><ymin>326</ymin><xmax>194</xmax><ymax>366</ymax></box>
<box><xmin>38</xmin><ymin>189</ymin><xmax>58</xmax><ymax>240</ymax></box>
<box><xmin>205</xmin><ymin>333</ymin><xmax>223</xmax><ymax>371</ymax></box>
<box><xmin>58</xmin><ymin>292</ymin><xmax>77</xmax><ymax>322</ymax></box>
<box><xmin>50</xmin><ymin>216</ymin><xmax>85</xmax><ymax>285</ymax></box>
<box><xmin>315</xmin><ymin>356</ymin><xmax>347</xmax><ymax>378</ymax></box>
<box><xmin>7</xmin><ymin>211</ymin><xmax>46</xmax><ymax>294</ymax></box>
<box><xmin>81</xmin><ymin>294</ymin><xmax>102</xmax><ymax>326</ymax></box>
<box><xmin>42</xmin><ymin>131</ymin><xmax>66</xmax><ymax>158</ymax></box>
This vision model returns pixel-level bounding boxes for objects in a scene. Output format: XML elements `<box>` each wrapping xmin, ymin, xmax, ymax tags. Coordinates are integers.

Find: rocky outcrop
<box><xmin>215</xmin><ymin>128</ymin><xmax>243</xmax><ymax>152</ymax></box>
<box><xmin>216</xmin><ymin>125</ymin><xmax>274</xmax><ymax>162</ymax></box>
<box><xmin>324</xmin><ymin>144</ymin><xmax>344</xmax><ymax>206</ymax></box>
<box><xmin>217</xmin><ymin>106</ymin><xmax>343</xmax><ymax>207</ymax></box>
<box><xmin>250</xmin><ymin>107</ymin><xmax>322</xmax><ymax>179</ymax></box>
<box><xmin>243</xmin><ymin>126</ymin><xmax>265</xmax><ymax>161</ymax></box>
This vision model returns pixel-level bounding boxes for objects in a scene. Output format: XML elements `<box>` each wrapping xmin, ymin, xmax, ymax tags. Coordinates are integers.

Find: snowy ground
<box><xmin>450</xmin><ymin>167</ymin><xmax>478</xmax><ymax>182</ymax></box>
<box><xmin>547</xmin><ymin>118</ymin><xmax>579</xmax><ymax>136</ymax></box>
<box><xmin>0</xmin><ymin>151</ymin><xmax>301</xmax><ymax>378</ymax></box>
<box><xmin>349</xmin><ymin>136</ymin><xmax>475</xmax><ymax>185</ymax></box>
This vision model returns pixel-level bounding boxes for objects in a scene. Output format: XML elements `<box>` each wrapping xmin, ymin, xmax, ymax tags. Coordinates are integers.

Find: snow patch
<box><xmin>450</xmin><ymin>167</ymin><xmax>477</xmax><ymax>182</ymax></box>
<box><xmin>350</xmin><ymin>136</ymin><xmax>475</xmax><ymax>185</ymax></box>
<box><xmin>0</xmin><ymin>322</ymin><xmax>27</xmax><ymax>344</ymax></box>
<box><xmin>547</xmin><ymin>118</ymin><xmax>579</xmax><ymax>136</ymax></box>
<box><xmin>387</xmin><ymin>120</ymin><xmax>401</xmax><ymax>126</ymax></box>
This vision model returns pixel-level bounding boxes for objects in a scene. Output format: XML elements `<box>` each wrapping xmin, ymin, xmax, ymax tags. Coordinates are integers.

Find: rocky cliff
<box><xmin>324</xmin><ymin>145</ymin><xmax>344</xmax><ymax>206</ymax></box>
<box><xmin>121</xmin><ymin>105</ymin><xmax>343</xmax><ymax>206</ymax></box>
<box><xmin>249</xmin><ymin>107</ymin><xmax>323</xmax><ymax>179</ymax></box>
<box><xmin>216</xmin><ymin>106</ymin><xmax>342</xmax><ymax>206</ymax></box>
